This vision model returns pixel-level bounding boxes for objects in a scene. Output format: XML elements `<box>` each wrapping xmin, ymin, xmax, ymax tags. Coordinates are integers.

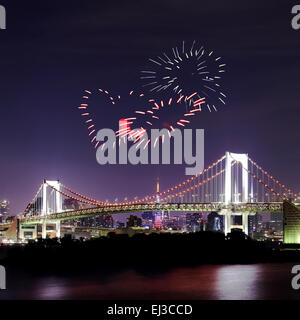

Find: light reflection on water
<box><xmin>35</xmin><ymin>278</ymin><xmax>69</xmax><ymax>300</ymax></box>
<box><xmin>1</xmin><ymin>263</ymin><xmax>299</xmax><ymax>300</ymax></box>
<box><xmin>215</xmin><ymin>265</ymin><xmax>263</xmax><ymax>300</ymax></box>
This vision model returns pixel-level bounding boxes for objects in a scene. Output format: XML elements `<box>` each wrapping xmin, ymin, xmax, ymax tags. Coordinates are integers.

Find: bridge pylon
<box><xmin>42</xmin><ymin>180</ymin><xmax>63</xmax><ymax>216</ymax></box>
<box><xmin>220</xmin><ymin>208</ymin><xmax>254</xmax><ymax>235</ymax></box>
<box><xmin>225</xmin><ymin>152</ymin><xmax>248</xmax><ymax>204</ymax></box>
<box><xmin>222</xmin><ymin>152</ymin><xmax>250</xmax><ymax>235</ymax></box>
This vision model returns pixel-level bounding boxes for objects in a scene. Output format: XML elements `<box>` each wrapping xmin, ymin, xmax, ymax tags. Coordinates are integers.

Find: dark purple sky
<box><xmin>0</xmin><ymin>0</ymin><xmax>300</xmax><ymax>214</ymax></box>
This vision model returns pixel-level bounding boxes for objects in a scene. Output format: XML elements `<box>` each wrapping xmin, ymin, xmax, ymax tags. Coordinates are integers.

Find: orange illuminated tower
<box><xmin>156</xmin><ymin>177</ymin><xmax>160</xmax><ymax>203</ymax></box>
<box><xmin>154</xmin><ymin>177</ymin><xmax>163</xmax><ymax>229</ymax></box>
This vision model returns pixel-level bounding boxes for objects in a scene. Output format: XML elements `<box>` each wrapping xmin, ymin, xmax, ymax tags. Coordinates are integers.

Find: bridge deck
<box><xmin>20</xmin><ymin>202</ymin><xmax>283</xmax><ymax>225</ymax></box>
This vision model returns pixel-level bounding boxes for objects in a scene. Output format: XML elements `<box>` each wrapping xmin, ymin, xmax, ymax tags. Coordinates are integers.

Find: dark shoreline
<box><xmin>1</xmin><ymin>231</ymin><xmax>300</xmax><ymax>276</ymax></box>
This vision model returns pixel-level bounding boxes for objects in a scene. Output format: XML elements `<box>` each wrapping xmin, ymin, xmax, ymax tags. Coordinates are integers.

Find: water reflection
<box><xmin>215</xmin><ymin>265</ymin><xmax>263</xmax><ymax>300</ymax></box>
<box><xmin>0</xmin><ymin>263</ymin><xmax>299</xmax><ymax>300</ymax></box>
<box><xmin>35</xmin><ymin>278</ymin><xmax>69</xmax><ymax>299</ymax></box>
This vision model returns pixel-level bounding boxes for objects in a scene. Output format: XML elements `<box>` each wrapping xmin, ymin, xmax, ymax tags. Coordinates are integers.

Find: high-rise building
<box><xmin>78</xmin><ymin>215</ymin><xmax>114</xmax><ymax>228</ymax></box>
<box><xmin>141</xmin><ymin>212</ymin><xmax>154</xmax><ymax>229</ymax></box>
<box><xmin>248</xmin><ymin>213</ymin><xmax>259</xmax><ymax>236</ymax></box>
<box><xmin>127</xmin><ymin>215</ymin><xmax>142</xmax><ymax>227</ymax></box>
<box><xmin>0</xmin><ymin>200</ymin><xmax>9</xmax><ymax>222</ymax></box>
<box><xmin>283</xmin><ymin>201</ymin><xmax>300</xmax><ymax>244</ymax></box>
<box><xmin>270</xmin><ymin>212</ymin><xmax>283</xmax><ymax>233</ymax></box>
<box><xmin>207</xmin><ymin>212</ymin><xmax>223</xmax><ymax>232</ymax></box>
<box><xmin>186</xmin><ymin>212</ymin><xmax>202</xmax><ymax>232</ymax></box>
<box><xmin>153</xmin><ymin>212</ymin><xmax>163</xmax><ymax>229</ymax></box>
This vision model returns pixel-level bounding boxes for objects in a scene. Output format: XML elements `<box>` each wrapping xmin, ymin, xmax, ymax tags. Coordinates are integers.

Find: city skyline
<box><xmin>1</xmin><ymin>1</ymin><xmax>300</xmax><ymax>303</ymax></box>
<box><xmin>1</xmin><ymin>1</ymin><xmax>300</xmax><ymax>215</ymax></box>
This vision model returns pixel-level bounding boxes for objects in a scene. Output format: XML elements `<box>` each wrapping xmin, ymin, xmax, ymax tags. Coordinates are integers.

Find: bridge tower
<box><xmin>154</xmin><ymin>177</ymin><xmax>163</xmax><ymax>229</ymax></box>
<box><xmin>41</xmin><ymin>180</ymin><xmax>63</xmax><ymax>238</ymax></box>
<box><xmin>224</xmin><ymin>152</ymin><xmax>248</xmax><ymax>204</ymax></box>
<box><xmin>221</xmin><ymin>152</ymin><xmax>252</xmax><ymax>235</ymax></box>
<box><xmin>41</xmin><ymin>180</ymin><xmax>63</xmax><ymax>216</ymax></box>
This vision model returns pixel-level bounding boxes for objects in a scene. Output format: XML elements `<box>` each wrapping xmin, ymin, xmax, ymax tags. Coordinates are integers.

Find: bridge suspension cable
<box><xmin>248</xmin><ymin>157</ymin><xmax>297</xmax><ymax>198</ymax></box>
<box><xmin>23</xmin><ymin>184</ymin><xmax>43</xmax><ymax>216</ymax></box>
<box><xmin>160</xmin><ymin>166</ymin><xmax>227</xmax><ymax>202</ymax></box>
<box><xmin>23</xmin><ymin>153</ymin><xmax>298</xmax><ymax>218</ymax></box>
<box><xmin>60</xmin><ymin>184</ymin><xmax>106</xmax><ymax>206</ymax></box>
<box><xmin>46</xmin><ymin>183</ymin><xmax>103</xmax><ymax>206</ymax></box>
<box><xmin>121</xmin><ymin>154</ymin><xmax>226</xmax><ymax>205</ymax></box>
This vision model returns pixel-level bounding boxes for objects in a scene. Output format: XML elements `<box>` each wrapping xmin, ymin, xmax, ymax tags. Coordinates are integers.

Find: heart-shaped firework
<box><xmin>77</xmin><ymin>88</ymin><xmax>207</xmax><ymax>150</ymax></box>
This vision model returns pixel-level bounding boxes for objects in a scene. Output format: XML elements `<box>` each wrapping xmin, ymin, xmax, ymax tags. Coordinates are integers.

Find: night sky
<box><xmin>0</xmin><ymin>0</ymin><xmax>300</xmax><ymax>215</ymax></box>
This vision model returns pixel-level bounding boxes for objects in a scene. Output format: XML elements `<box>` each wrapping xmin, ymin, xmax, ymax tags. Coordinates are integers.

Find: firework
<box><xmin>129</xmin><ymin>93</ymin><xmax>205</xmax><ymax>131</ymax></box>
<box><xmin>115</xmin><ymin>92</ymin><xmax>206</xmax><ymax>150</ymax></box>
<box><xmin>78</xmin><ymin>88</ymin><xmax>152</xmax><ymax>149</ymax></box>
<box><xmin>141</xmin><ymin>40</ymin><xmax>227</xmax><ymax>112</ymax></box>
<box><xmin>78</xmin><ymin>87</ymin><xmax>207</xmax><ymax>151</ymax></box>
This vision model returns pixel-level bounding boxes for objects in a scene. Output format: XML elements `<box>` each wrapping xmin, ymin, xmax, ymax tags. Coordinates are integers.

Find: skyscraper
<box><xmin>248</xmin><ymin>213</ymin><xmax>258</xmax><ymax>236</ymax></box>
<box><xmin>0</xmin><ymin>200</ymin><xmax>9</xmax><ymax>223</ymax></box>
<box><xmin>270</xmin><ymin>212</ymin><xmax>283</xmax><ymax>233</ymax></box>
<box><xmin>186</xmin><ymin>212</ymin><xmax>202</xmax><ymax>232</ymax></box>
<box><xmin>207</xmin><ymin>212</ymin><xmax>223</xmax><ymax>232</ymax></box>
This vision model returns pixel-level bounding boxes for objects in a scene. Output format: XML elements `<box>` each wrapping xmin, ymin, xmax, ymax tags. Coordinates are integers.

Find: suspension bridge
<box><xmin>7</xmin><ymin>152</ymin><xmax>300</xmax><ymax>243</ymax></box>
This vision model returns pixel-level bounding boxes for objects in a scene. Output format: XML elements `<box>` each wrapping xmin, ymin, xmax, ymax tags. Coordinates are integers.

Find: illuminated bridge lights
<box><xmin>19</xmin><ymin>152</ymin><xmax>299</xmax><ymax>240</ymax></box>
<box><xmin>20</xmin><ymin>202</ymin><xmax>284</xmax><ymax>226</ymax></box>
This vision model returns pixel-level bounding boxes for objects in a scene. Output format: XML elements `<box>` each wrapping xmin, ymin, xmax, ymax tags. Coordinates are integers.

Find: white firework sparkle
<box><xmin>140</xmin><ymin>40</ymin><xmax>227</xmax><ymax>112</ymax></box>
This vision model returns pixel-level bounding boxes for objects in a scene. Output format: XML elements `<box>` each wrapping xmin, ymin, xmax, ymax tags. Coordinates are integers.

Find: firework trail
<box><xmin>140</xmin><ymin>40</ymin><xmax>227</xmax><ymax>112</ymax></box>
<box><xmin>78</xmin><ymin>88</ymin><xmax>206</xmax><ymax>151</ymax></box>
<box><xmin>78</xmin><ymin>88</ymin><xmax>149</xmax><ymax>149</ymax></box>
